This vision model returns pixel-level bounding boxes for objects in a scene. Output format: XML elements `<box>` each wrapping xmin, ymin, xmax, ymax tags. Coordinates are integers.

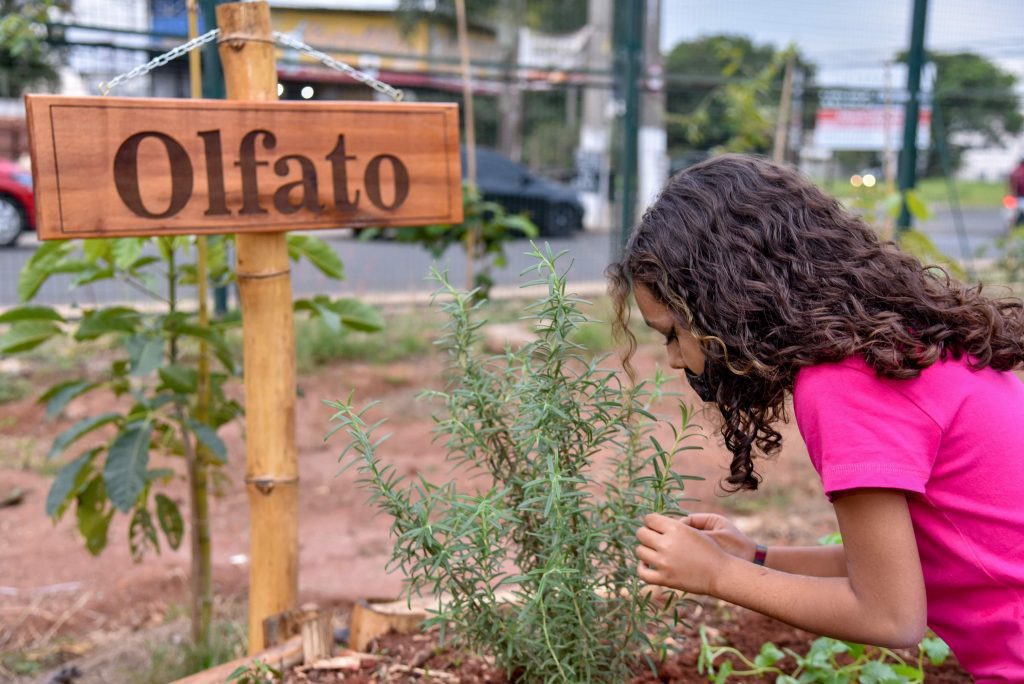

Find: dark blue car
<box><xmin>463</xmin><ymin>147</ymin><xmax>584</xmax><ymax>238</ymax></box>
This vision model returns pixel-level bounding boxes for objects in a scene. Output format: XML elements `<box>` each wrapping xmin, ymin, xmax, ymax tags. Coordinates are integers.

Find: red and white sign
<box><xmin>814</xmin><ymin>105</ymin><xmax>931</xmax><ymax>151</ymax></box>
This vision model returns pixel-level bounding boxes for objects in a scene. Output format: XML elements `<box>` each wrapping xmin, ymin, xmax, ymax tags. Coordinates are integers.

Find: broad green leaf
<box><xmin>48</xmin><ymin>412</ymin><xmax>121</xmax><ymax>459</ymax></box>
<box><xmin>75</xmin><ymin>307</ymin><xmax>142</xmax><ymax>340</ymax></box>
<box><xmin>754</xmin><ymin>642</ymin><xmax>784</xmax><ymax>667</ymax></box>
<box><xmin>294</xmin><ymin>297</ymin><xmax>341</xmax><ymax>333</ymax></box>
<box><xmin>188</xmin><ymin>419</ymin><xmax>228</xmax><ymax>464</ymax></box>
<box><xmin>287</xmin><ymin>234</ymin><xmax>345</xmax><ymax>280</ymax></box>
<box><xmin>330</xmin><ymin>298</ymin><xmax>383</xmax><ymax>332</ymax></box>
<box><xmin>919</xmin><ymin>635</ymin><xmax>950</xmax><ymax>665</ymax></box>
<box><xmin>112</xmin><ymin>238</ymin><xmax>145</xmax><ymax>270</ymax></box>
<box><xmin>0</xmin><ymin>320</ymin><xmax>61</xmax><ymax>353</ymax></box>
<box><xmin>129</xmin><ymin>506</ymin><xmax>160</xmax><ymax>561</ymax></box>
<box><xmin>155</xmin><ymin>493</ymin><xmax>184</xmax><ymax>550</ymax></box>
<box><xmin>17</xmin><ymin>240</ymin><xmax>72</xmax><ymax>302</ymax></box>
<box><xmin>41</xmin><ymin>380</ymin><xmax>99</xmax><ymax>420</ymax></box>
<box><xmin>859</xmin><ymin>660</ymin><xmax>900</xmax><ymax>684</ymax></box>
<box><xmin>83</xmin><ymin>238</ymin><xmax>112</xmax><ymax>263</ymax></box>
<box><xmin>169</xmin><ymin>322</ymin><xmax>236</xmax><ymax>373</ymax></box>
<box><xmin>45</xmin><ymin>449</ymin><xmax>99</xmax><ymax>519</ymax></box>
<box><xmin>0</xmin><ymin>306</ymin><xmax>65</xmax><ymax>324</ymax></box>
<box><xmin>126</xmin><ymin>334</ymin><xmax>164</xmax><ymax>377</ymax></box>
<box><xmin>69</xmin><ymin>264</ymin><xmax>116</xmax><ymax>288</ymax></box>
<box><xmin>103</xmin><ymin>423</ymin><xmax>152</xmax><ymax>512</ymax></box>
<box><xmin>75</xmin><ymin>475</ymin><xmax>113</xmax><ymax>556</ymax></box>
<box><xmin>904</xmin><ymin>189</ymin><xmax>931</xmax><ymax>221</ymax></box>
<box><xmin>158</xmin><ymin>365</ymin><xmax>198</xmax><ymax>394</ymax></box>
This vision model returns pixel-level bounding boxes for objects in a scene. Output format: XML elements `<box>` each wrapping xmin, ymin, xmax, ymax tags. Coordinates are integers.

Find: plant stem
<box><xmin>191</xmin><ymin>235</ymin><xmax>214</xmax><ymax>651</ymax></box>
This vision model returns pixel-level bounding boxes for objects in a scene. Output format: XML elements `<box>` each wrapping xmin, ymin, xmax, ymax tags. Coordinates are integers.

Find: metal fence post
<box><xmin>897</xmin><ymin>0</ymin><xmax>929</xmax><ymax>232</ymax></box>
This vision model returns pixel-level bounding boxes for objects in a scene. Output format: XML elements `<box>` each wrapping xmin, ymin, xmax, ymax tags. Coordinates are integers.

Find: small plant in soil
<box><xmin>327</xmin><ymin>245</ymin><xmax>704</xmax><ymax>683</ymax></box>
<box><xmin>226</xmin><ymin>658</ymin><xmax>283</xmax><ymax>684</ymax></box>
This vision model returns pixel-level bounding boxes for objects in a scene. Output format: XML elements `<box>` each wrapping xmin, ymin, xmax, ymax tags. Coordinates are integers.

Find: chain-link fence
<box><xmin>1</xmin><ymin>0</ymin><xmax>1021</xmax><ymax>308</ymax></box>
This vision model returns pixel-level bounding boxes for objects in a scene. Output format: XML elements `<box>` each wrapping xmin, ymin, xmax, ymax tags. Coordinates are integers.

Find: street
<box><xmin>0</xmin><ymin>208</ymin><xmax>1007</xmax><ymax>309</ymax></box>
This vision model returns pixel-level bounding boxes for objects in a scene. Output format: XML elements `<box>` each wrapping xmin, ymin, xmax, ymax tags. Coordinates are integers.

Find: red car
<box><xmin>0</xmin><ymin>158</ymin><xmax>34</xmax><ymax>247</ymax></box>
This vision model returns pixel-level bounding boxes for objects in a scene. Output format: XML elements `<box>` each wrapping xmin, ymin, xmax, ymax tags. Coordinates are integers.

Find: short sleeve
<box><xmin>793</xmin><ymin>362</ymin><xmax>942</xmax><ymax>498</ymax></box>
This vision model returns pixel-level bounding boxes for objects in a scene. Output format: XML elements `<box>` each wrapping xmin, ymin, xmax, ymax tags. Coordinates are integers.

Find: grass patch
<box><xmin>817</xmin><ymin>176</ymin><xmax>1005</xmax><ymax>209</ymax></box>
<box><xmin>294</xmin><ymin>308</ymin><xmax>438</xmax><ymax>372</ymax></box>
<box><xmin>127</xmin><ymin>619</ymin><xmax>247</xmax><ymax>684</ymax></box>
<box><xmin>0</xmin><ymin>375</ymin><xmax>30</xmax><ymax>404</ymax></box>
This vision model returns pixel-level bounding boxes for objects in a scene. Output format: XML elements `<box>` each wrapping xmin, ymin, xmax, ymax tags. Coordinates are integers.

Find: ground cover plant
<box><xmin>327</xmin><ymin>245</ymin><xmax>704</xmax><ymax>683</ymax></box>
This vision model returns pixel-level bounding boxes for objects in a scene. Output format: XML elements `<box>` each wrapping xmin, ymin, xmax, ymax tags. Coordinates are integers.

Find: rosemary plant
<box><xmin>326</xmin><ymin>245</ymin><xmax>703</xmax><ymax>683</ymax></box>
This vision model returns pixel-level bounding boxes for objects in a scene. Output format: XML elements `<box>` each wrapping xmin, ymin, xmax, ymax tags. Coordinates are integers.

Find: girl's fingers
<box><xmin>635</xmin><ymin>544</ymin><xmax>660</xmax><ymax>567</ymax></box>
<box><xmin>636</xmin><ymin>526</ymin><xmax>662</xmax><ymax>548</ymax></box>
<box><xmin>637</xmin><ymin>562</ymin><xmax>661</xmax><ymax>585</ymax></box>
<box><xmin>642</xmin><ymin>513</ymin><xmax>675</xmax><ymax>533</ymax></box>
<box><xmin>683</xmin><ymin>513</ymin><xmax>721</xmax><ymax>530</ymax></box>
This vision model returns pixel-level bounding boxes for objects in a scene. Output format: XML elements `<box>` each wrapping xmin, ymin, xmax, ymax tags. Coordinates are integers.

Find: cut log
<box><xmin>348</xmin><ymin>598</ymin><xmax>428</xmax><ymax>652</ymax></box>
<box><xmin>169</xmin><ymin>636</ymin><xmax>302</xmax><ymax>684</ymax></box>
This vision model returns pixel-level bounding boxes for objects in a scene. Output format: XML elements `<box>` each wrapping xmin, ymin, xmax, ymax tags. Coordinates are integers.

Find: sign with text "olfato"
<box><xmin>26</xmin><ymin>96</ymin><xmax>462</xmax><ymax>240</ymax></box>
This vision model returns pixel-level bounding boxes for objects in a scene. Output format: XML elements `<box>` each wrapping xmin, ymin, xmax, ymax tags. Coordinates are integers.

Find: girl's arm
<box><xmin>637</xmin><ymin>489</ymin><xmax>927</xmax><ymax>648</ymax></box>
<box><xmin>685</xmin><ymin>513</ymin><xmax>847</xmax><ymax>577</ymax></box>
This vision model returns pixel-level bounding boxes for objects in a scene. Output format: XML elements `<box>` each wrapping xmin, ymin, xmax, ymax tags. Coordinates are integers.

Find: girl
<box><xmin>608</xmin><ymin>154</ymin><xmax>1024</xmax><ymax>681</ymax></box>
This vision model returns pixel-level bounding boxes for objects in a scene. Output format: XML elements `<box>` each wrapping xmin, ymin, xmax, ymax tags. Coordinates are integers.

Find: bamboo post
<box><xmin>215</xmin><ymin>1</ymin><xmax>299</xmax><ymax>654</ymax></box>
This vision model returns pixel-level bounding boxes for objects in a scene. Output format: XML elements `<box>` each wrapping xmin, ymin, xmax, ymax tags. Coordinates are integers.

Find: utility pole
<box><xmin>578</xmin><ymin>0</ymin><xmax>613</xmax><ymax>233</ymax></box>
<box><xmin>497</xmin><ymin>0</ymin><xmax>525</xmax><ymax>162</ymax></box>
<box><xmin>897</xmin><ymin>0</ymin><xmax>929</xmax><ymax>232</ymax></box>
<box><xmin>637</xmin><ymin>0</ymin><xmax>665</xmax><ymax>217</ymax></box>
<box><xmin>616</xmin><ymin>0</ymin><xmax>644</xmax><ymax>251</ymax></box>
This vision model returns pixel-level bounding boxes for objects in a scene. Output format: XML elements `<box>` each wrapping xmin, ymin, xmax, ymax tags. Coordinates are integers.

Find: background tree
<box><xmin>663</xmin><ymin>34</ymin><xmax>816</xmax><ymax>158</ymax></box>
<box><xmin>923</xmin><ymin>51</ymin><xmax>1022</xmax><ymax>175</ymax></box>
<box><xmin>0</xmin><ymin>0</ymin><xmax>68</xmax><ymax>98</ymax></box>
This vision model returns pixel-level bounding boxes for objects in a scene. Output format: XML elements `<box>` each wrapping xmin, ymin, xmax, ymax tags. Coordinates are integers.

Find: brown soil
<box><xmin>0</xmin><ymin>342</ymin><xmax>963</xmax><ymax>682</ymax></box>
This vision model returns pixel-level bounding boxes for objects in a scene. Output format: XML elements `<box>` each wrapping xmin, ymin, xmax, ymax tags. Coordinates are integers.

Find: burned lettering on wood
<box><xmin>25</xmin><ymin>96</ymin><xmax>462</xmax><ymax>239</ymax></box>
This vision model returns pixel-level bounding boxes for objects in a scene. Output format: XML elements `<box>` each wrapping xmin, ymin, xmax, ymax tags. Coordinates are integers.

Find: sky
<box><xmin>660</xmin><ymin>0</ymin><xmax>1024</xmax><ymax>91</ymax></box>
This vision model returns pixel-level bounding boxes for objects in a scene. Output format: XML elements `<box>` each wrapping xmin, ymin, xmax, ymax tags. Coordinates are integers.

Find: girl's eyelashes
<box><xmin>663</xmin><ymin>329</ymin><xmax>677</xmax><ymax>346</ymax></box>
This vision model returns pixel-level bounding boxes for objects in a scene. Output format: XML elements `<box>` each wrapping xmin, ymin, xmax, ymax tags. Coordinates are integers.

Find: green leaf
<box><xmin>155</xmin><ymin>493</ymin><xmax>184</xmax><ymax>550</ymax></box>
<box><xmin>46</xmin><ymin>449</ymin><xmax>98</xmax><ymax>519</ymax></box>
<box><xmin>188</xmin><ymin>419</ymin><xmax>228</xmax><ymax>464</ymax></box>
<box><xmin>83</xmin><ymin>238</ymin><xmax>112</xmax><ymax>263</ymax></box>
<box><xmin>330</xmin><ymin>298</ymin><xmax>383</xmax><ymax>332</ymax></box>
<box><xmin>754</xmin><ymin>642</ymin><xmax>784</xmax><ymax>667</ymax></box>
<box><xmin>129</xmin><ymin>506</ymin><xmax>160</xmax><ymax>561</ymax></box>
<box><xmin>41</xmin><ymin>380</ymin><xmax>99</xmax><ymax>420</ymax></box>
<box><xmin>49</xmin><ymin>412</ymin><xmax>121</xmax><ymax>459</ymax></box>
<box><xmin>904</xmin><ymin>189</ymin><xmax>932</xmax><ymax>221</ymax></box>
<box><xmin>0</xmin><ymin>306</ymin><xmax>65</xmax><ymax>324</ymax></box>
<box><xmin>859</xmin><ymin>660</ymin><xmax>900</xmax><ymax>684</ymax></box>
<box><xmin>18</xmin><ymin>240</ymin><xmax>73</xmax><ymax>302</ymax></box>
<box><xmin>158</xmin><ymin>365</ymin><xmax>198</xmax><ymax>394</ymax></box>
<box><xmin>919</xmin><ymin>635</ymin><xmax>950</xmax><ymax>665</ymax></box>
<box><xmin>75</xmin><ymin>307</ymin><xmax>142</xmax><ymax>340</ymax></box>
<box><xmin>714</xmin><ymin>659</ymin><xmax>732</xmax><ymax>684</ymax></box>
<box><xmin>126</xmin><ymin>334</ymin><xmax>164</xmax><ymax>377</ymax></box>
<box><xmin>75</xmin><ymin>475</ymin><xmax>113</xmax><ymax>556</ymax></box>
<box><xmin>0</xmin><ymin>320</ymin><xmax>61</xmax><ymax>353</ymax></box>
<box><xmin>287</xmin><ymin>234</ymin><xmax>345</xmax><ymax>280</ymax></box>
<box><xmin>112</xmin><ymin>238</ymin><xmax>145</xmax><ymax>270</ymax></box>
<box><xmin>103</xmin><ymin>423</ymin><xmax>152</xmax><ymax>512</ymax></box>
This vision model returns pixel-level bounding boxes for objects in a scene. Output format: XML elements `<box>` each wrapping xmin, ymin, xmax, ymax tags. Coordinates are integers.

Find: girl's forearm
<box><xmin>765</xmin><ymin>544</ymin><xmax>847</xmax><ymax>577</ymax></box>
<box><xmin>712</xmin><ymin>554</ymin><xmax>925</xmax><ymax>648</ymax></box>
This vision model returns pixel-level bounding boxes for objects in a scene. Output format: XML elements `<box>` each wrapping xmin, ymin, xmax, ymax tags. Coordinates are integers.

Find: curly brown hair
<box><xmin>608</xmin><ymin>154</ymin><xmax>1024</xmax><ymax>491</ymax></box>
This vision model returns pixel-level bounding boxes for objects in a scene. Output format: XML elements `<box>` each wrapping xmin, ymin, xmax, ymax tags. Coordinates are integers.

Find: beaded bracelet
<box><xmin>752</xmin><ymin>543</ymin><xmax>768</xmax><ymax>566</ymax></box>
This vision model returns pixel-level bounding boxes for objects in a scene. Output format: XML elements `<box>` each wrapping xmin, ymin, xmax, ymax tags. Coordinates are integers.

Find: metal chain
<box><xmin>98</xmin><ymin>28</ymin><xmax>404</xmax><ymax>103</ymax></box>
<box><xmin>273</xmin><ymin>32</ymin><xmax>404</xmax><ymax>102</ymax></box>
<box><xmin>99</xmin><ymin>28</ymin><xmax>222</xmax><ymax>95</ymax></box>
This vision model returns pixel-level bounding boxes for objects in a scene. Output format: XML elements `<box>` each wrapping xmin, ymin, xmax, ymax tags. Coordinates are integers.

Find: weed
<box><xmin>327</xmin><ymin>245</ymin><xmax>705</xmax><ymax>682</ymax></box>
<box><xmin>226</xmin><ymin>659</ymin><xmax>283</xmax><ymax>684</ymax></box>
<box><xmin>698</xmin><ymin>627</ymin><xmax>952</xmax><ymax>683</ymax></box>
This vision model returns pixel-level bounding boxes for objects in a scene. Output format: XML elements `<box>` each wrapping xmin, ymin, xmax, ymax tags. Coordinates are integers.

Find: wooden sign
<box><xmin>25</xmin><ymin>95</ymin><xmax>463</xmax><ymax>240</ymax></box>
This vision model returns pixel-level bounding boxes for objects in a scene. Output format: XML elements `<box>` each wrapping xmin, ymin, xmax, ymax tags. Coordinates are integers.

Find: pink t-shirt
<box><xmin>794</xmin><ymin>356</ymin><xmax>1024</xmax><ymax>681</ymax></box>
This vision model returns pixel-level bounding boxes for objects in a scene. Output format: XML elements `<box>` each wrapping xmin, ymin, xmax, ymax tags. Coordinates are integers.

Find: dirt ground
<box><xmin>0</xmin><ymin>340</ymin><xmax>884</xmax><ymax>682</ymax></box>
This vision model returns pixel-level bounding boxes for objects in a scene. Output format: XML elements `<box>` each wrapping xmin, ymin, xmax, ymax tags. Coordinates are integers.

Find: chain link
<box><xmin>273</xmin><ymin>32</ymin><xmax>404</xmax><ymax>102</ymax></box>
<box><xmin>99</xmin><ymin>29</ymin><xmax>222</xmax><ymax>95</ymax></box>
<box><xmin>98</xmin><ymin>28</ymin><xmax>404</xmax><ymax>103</ymax></box>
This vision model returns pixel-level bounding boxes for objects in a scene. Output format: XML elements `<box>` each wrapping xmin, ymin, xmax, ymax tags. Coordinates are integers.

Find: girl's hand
<box><xmin>684</xmin><ymin>513</ymin><xmax>758</xmax><ymax>562</ymax></box>
<box><xmin>635</xmin><ymin>513</ymin><xmax>731</xmax><ymax>595</ymax></box>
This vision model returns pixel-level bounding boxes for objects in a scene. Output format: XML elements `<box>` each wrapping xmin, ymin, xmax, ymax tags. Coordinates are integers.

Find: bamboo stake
<box><xmin>215</xmin><ymin>1</ymin><xmax>299</xmax><ymax>654</ymax></box>
<box><xmin>186</xmin><ymin>0</ymin><xmax>214</xmax><ymax>651</ymax></box>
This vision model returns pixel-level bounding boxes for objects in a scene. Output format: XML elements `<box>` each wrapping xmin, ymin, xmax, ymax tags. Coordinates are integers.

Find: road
<box><xmin>0</xmin><ymin>208</ymin><xmax>1007</xmax><ymax>308</ymax></box>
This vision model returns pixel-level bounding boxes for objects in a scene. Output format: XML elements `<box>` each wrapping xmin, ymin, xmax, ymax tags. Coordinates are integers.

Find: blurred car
<box><xmin>0</xmin><ymin>159</ymin><xmax>34</xmax><ymax>248</ymax></box>
<box><xmin>464</xmin><ymin>147</ymin><xmax>583</xmax><ymax>238</ymax></box>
